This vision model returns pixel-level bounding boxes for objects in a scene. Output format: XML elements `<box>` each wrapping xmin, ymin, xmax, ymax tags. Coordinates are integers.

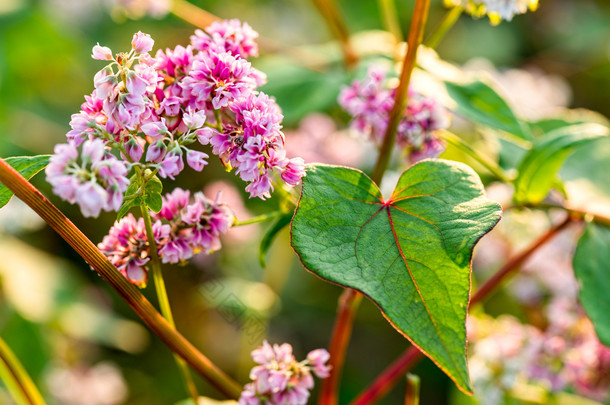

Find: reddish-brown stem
<box><xmin>0</xmin><ymin>158</ymin><xmax>242</xmax><ymax>399</ymax></box>
<box><xmin>171</xmin><ymin>0</ymin><xmax>220</xmax><ymax>29</ymax></box>
<box><xmin>318</xmin><ymin>289</ymin><xmax>363</xmax><ymax>405</ymax></box>
<box><xmin>319</xmin><ymin>2</ymin><xmax>431</xmax><ymax>403</ymax></box>
<box><xmin>370</xmin><ymin>0</ymin><xmax>431</xmax><ymax>183</ymax></box>
<box><xmin>310</xmin><ymin>0</ymin><xmax>358</xmax><ymax>67</ymax></box>
<box><xmin>350</xmin><ymin>215</ymin><xmax>573</xmax><ymax>405</ymax></box>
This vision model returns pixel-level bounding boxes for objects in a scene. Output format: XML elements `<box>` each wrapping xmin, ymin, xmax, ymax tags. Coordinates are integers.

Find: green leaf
<box><xmin>514</xmin><ymin>123</ymin><xmax>609</xmax><ymax>204</ymax></box>
<box><xmin>117</xmin><ymin>196</ymin><xmax>142</xmax><ymax>219</ymax></box>
<box><xmin>291</xmin><ymin>161</ymin><xmax>501</xmax><ymax>393</ymax></box>
<box><xmin>573</xmin><ymin>223</ymin><xmax>610</xmax><ymax>346</ymax></box>
<box><xmin>144</xmin><ymin>192</ymin><xmax>162</xmax><ymax>213</ymax></box>
<box><xmin>259</xmin><ymin>211</ymin><xmax>294</xmax><ymax>268</ymax></box>
<box><xmin>144</xmin><ymin>174</ymin><xmax>163</xmax><ymax>194</ymax></box>
<box><xmin>445</xmin><ymin>79</ymin><xmax>532</xmax><ymax>140</ymax></box>
<box><xmin>0</xmin><ymin>155</ymin><xmax>50</xmax><ymax>208</ymax></box>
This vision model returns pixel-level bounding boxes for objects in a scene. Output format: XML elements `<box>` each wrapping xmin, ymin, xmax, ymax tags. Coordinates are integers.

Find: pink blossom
<box><xmin>131</xmin><ymin>31</ymin><xmax>155</xmax><ymax>54</ymax></box>
<box><xmin>145</xmin><ymin>140</ymin><xmax>167</xmax><ymax>163</ymax></box>
<box><xmin>141</xmin><ymin>120</ymin><xmax>168</xmax><ymax>140</ymax></box>
<box><xmin>91</xmin><ymin>43</ymin><xmax>113</xmax><ymax>61</ymax></box>
<box><xmin>191</xmin><ymin>19</ymin><xmax>259</xmax><ymax>58</ymax></box>
<box><xmin>186</xmin><ymin>149</ymin><xmax>209</xmax><ymax>171</ymax></box>
<box><xmin>46</xmin><ymin>140</ymin><xmax>129</xmax><ymax>218</ymax></box>
<box><xmin>239</xmin><ymin>341</ymin><xmax>330</xmax><ymax>405</ymax></box>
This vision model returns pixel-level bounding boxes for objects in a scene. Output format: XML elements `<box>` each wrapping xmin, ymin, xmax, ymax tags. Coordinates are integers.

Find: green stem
<box><xmin>371</xmin><ymin>0</ymin><xmax>432</xmax><ymax>184</ymax></box>
<box><xmin>0</xmin><ymin>337</ymin><xmax>46</xmax><ymax>405</ymax></box>
<box><xmin>424</xmin><ymin>6</ymin><xmax>463</xmax><ymax>49</ymax></box>
<box><xmin>378</xmin><ymin>0</ymin><xmax>403</xmax><ymax>42</ymax></box>
<box><xmin>140</xmin><ymin>206</ymin><xmax>201</xmax><ymax>405</ymax></box>
<box><xmin>404</xmin><ymin>374</ymin><xmax>420</xmax><ymax>405</ymax></box>
<box><xmin>438</xmin><ymin>130</ymin><xmax>512</xmax><ymax>183</ymax></box>
<box><xmin>0</xmin><ymin>158</ymin><xmax>242</xmax><ymax>399</ymax></box>
<box><xmin>234</xmin><ymin>211</ymin><xmax>283</xmax><ymax>227</ymax></box>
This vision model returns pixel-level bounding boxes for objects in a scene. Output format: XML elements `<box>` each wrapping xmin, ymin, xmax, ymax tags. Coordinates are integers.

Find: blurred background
<box><xmin>0</xmin><ymin>0</ymin><xmax>609</xmax><ymax>404</ymax></box>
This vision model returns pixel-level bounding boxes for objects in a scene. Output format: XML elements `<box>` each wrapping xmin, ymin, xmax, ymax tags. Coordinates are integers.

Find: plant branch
<box><xmin>140</xmin><ymin>206</ymin><xmax>200</xmax><ymax>404</ymax></box>
<box><xmin>378</xmin><ymin>0</ymin><xmax>403</xmax><ymax>42</ymax></box>
<box><xmin>350</xmin><ymin>215</ymin><xmax>573</xmax><ymax>405</ymax></box>
<box><xmin>171</xmin><ymin>0</ymin><xmax>220</xmax><ymax>29</ymax></box>
<box><xmin>0</xmin><ymin>337</ymin><xmax>46</xmax><ymax>405</ymax></box>
<box><xmin>438</xmin><ymin>130</ymin><xmax>512</xmax><ymax>183</ymax></box>
<box><xmin>371</xmin><ymin>0</ymin><xmax>431</xmax><ymax>184</ymax></box>
<box><xmin>234</xmin><ymin>211</ymin><xmax>283</xmax><ymax>226</ymax></box>
<box><xmin>0</xmin><ymin>157</ymin><xmax>242</xmax><ymax>399</ymax></box>
<box><xmin>319</xmin><ymin>2</ymin><xmax>431</xmax><ymax>403</ymax></box>
<box><xmin>310</xmin><ymin>0</ymin><xmax>358</xmax><ymax>67</ymax></box>
<box><xmin>424</xmin><ymin>6</ymin><xmax>463</xmax><ymax>49</ymax></box>
<box><xmin>318</xmin><ymin>288</ymin><xmax>363</xmax><ymax>405</ymax></box>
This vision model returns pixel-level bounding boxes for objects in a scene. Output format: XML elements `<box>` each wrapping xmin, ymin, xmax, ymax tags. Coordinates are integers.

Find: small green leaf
<box><xmin>573</xmin><ymin>223</ymin><xmax>610</xmax><ymax>346</ymax></box>
<box><xmin>514</xmin><ymin>123</ymin><xmax>609</xmax><ymax>204</ymax></box>
<box><xmin>445</xmin><ymin>79</ymin><xmax>532</xmax><ymax>140</ymax></box>
<box><xmin>291</xmin><ymin>161</ymin><xmax>502</xmax><ymax>393</ymax></box>
<box><xmin>145</xmin><ymin>174</ymin><xmax>163</xmax><ymax>194</ymax></box>
<box><xmin>0</xmin><ymin>155</ymin><xmax>50</xmax><ymax>208</ymax></box>
<box><xmin>259</xmin><ymin>211</ymin><xmax>294</xmax><ymax>268</ymax></box>
<box><xmin>117</xmin><ymin>196</ymin><xmax>142</xmax><ymax>219</ymax></box>
<box><xmin>144</xmin><ymin>192</ymin><xmax>162</xmax><ymax>213</ymax></box>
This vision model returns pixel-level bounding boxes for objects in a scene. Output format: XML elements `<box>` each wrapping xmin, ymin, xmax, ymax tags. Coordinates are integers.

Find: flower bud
<box><xmin>91</xmin><ymin>43</ymin><xmax>113</xmax><ymax>61</ymax></box>
<box><xmin>186</xmin><ymin>149</ymin><xmax>209</xmax><ymax>172</ymax></box>
<box><xmin>145</xmin><ymin>140</ymin><xmax>167</xmax><ymax>163</ymax></box>
<box><xmin>131</xmin><ymin>31</ymin><xmax>154</xmax><ymax>54</ymax></box>
<box><xmin>125</xmin><ymin>137</ymin><xmax>143</xmax><ymax>162</ymax></box>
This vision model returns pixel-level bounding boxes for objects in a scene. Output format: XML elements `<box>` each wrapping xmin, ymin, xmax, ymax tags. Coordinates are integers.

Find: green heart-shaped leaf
<box><xmin>291</xmin><ymin>161</ymin><xmax>502</xmax><ymax>393</ymax></box>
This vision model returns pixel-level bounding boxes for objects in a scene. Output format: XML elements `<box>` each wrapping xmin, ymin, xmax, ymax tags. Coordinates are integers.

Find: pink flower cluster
<box><xmin>468</xmin><ymin>307</ymin><xmax>610</xmax><ymax>404</ymax></box>
<box><xmin>239</xmin><ymin>341</ymin><xmax>330</xmax><ymax>405</ymax></box>
<box><xmin>49</xmin><ymin>21</ymin><xmax>305</xmax><ymax>217</ymax></box>
<box><xmin>338</xmin><ymin>66</ymin><xmax>449</xmax><ymax>163</ymax></box>
<box><xmin>98</xmin><ymin>188</ymin><xmax>233</xmax><ymax>287</ymax></box>
<box><xmin>46</xmin><ymin>140</ymin><xmax>129</xmax><ymax>217</ymax></box>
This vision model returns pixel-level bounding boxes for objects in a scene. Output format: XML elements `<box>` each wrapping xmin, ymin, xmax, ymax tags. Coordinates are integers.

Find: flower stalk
<box><xmin>404</xmin><ymin>374</ymin><xmax>420</xmax><ymax>405</ymax></box>
<box><xmin>378</xmin><ymin>0</ymin><xmax>404</xmax><ymax>42</ymax></box>
<box><xmin>140</xmin><ymin>205</ymin><xmax>200</xmax><ymax>404</ymax></box>
<box><xmin>0</xmin><ymin>157</ymin><xmax>242</xmax><ymax>399</ymax></box>
<box><xmin>319</xmin><ymin>2</ymin><xmax>432</xmax><ymax>403</ymax></box>
<box><xmin>424</xmin><ymin>6</ymin><xmax>463</xmax><ymax>49</ymax></box>
<box><xmin>0</xmin><ymin>337</ymin><xmax>46</xmax><ymax>405</ymax></box>
<box><xmin>310</xmin><ymin>0</ymin><xmax>358</xmax><ymax>67</ymax></box>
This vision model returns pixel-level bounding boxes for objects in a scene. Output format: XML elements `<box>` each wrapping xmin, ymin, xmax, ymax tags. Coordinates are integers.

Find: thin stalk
<box><xmin>0</xmin><ymin>337</ymin><xmax>46</xmax><ymax>405</ymax></box>
<box><xmin>0</xmin><ymin>158</ymin><xmax>242</xmax><ymax>399</ymax></box>
<box><xmin>171</xmin><ymin>0</ymin><xmax>220</xmax><ymax>30</ymax></box>
<box><xmin>318</xmin><ymin>289</ymin><xmax>363</xmax><ymax>405</ymax></box>
<box><xmin>371</xmin><ymin>0</ymin><xmax>432</xmax><ymax>183</ymax></box>
<box><xmin>439</xmin><ymin>130</ymin><xmax>512</xmax><ymax>183</ymax></box>
<box><xmin>378</xmin><ymin>0</ymin><xmax>403</xmax><ymax>42</ymax></box>
<box><xmin>404</xmin><ymin>374</ymin><xmax>420</xmax><ymax>405</ymax></box>
<box><xmin>234</xmin><ymin>211</ymin><xmax>283</xmax><ymax>227</ymax></box>
<box><xmin>350</xmin><ymin>215</ymin><xmax>573</xmax><ymax>405</ymax></box>
<box><xmin>310</xmin><ymin>0</ymin><xmax>358</xmax><ymax>67</ymax></box>
<box><xmin>424</xmin><ymin>6</ymin><xmax>463</xmax><ymax>49</ymax></box>
<box><xmin>140</xmin><ymin>206</ymin><xmax>200</xmax><ymax>405</ymax></box>
<box><xmin>319</xmin><ymin>2</ymin><xmax>431</xmax><ymax>403</ymax></box>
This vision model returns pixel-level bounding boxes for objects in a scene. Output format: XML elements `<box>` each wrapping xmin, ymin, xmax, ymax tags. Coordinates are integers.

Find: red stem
<box><xmin>0</xmin><ymin>158</ymin><xmax>242</xmax><ymax>399</ymax></box>
<box><xmin>350</xmin><ymin>215</ymin><xmax>573</xmax><ymax>405</ymax></box>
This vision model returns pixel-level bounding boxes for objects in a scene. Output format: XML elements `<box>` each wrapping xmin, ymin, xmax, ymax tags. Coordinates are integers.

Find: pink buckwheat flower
<box><xmin>92</xmin><ymin>43</ymin><xmax>113</xmax><ymax>61</ymax></box>
<box><xmin>98</xmin><ymin>213</ymin><xmax>169</xmax><ymax>287</ymax></box>
<box><xmin>239</xmin><ymin>341</ymin><xmax>331</xmax><ymax>405</ymax></box>
<box><xmin>191</xmin><ymin>19</ymin><xmax>259</xmax><ymax>58</ymax></box>
<box><xmin>46</xmin><ymin>139</ymin><xmax>129</xmax><ymax>217</ymax></box>
<box><xmin>152</xmin><ymin>188</ymin><xmax>235</xmax><ymax>263</ymax></box>
<box><xmin>131</xmin><ymin>31</ymin><xmax>154</xmax><ymax>54</ymax></box>
<box><xmin>339</xmin><ymin>66</ymin><xmax>450</xmax><ymax>163</ymax></box>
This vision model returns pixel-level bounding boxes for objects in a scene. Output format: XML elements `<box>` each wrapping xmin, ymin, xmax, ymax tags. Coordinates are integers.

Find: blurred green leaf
<box><xmin>291</xmin><ymin>162</ymin><xmax>502</xmax><ymax>394</ymax></box>
<box><xmin>445</xmin><ymin>79</ymin><xmax>531</xmax><ymax>140</ymax></box>
<box><xmin>513</xmin><ymin>124</ymin><xmax>609</xmax><ymax>204</ymax></box>
<box><xmin>573</xmin><ymin>223</ymin><xmax>610</xmax><ymax>346</ymax></box>
<box><xmin>0</xmin><ymin>155</ymin><xmax>50</xmax><ymax>208</ymax></box>
<box><xmin>117</xmin><ymin>196</ymin><xmax>142</xmax><ymax>219</ymax></box>
<box><xmin>259</xmin><ymin>211</ymin><xmax>293</xmax><ymax>268</ymax></box>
